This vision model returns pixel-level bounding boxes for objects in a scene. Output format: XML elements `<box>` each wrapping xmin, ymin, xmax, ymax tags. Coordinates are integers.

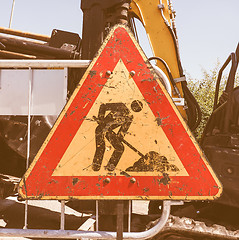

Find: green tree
<box><xmin>186</xmin><ymin>63</ymin><xmax>239</xmax><ymax>141</ymax></box>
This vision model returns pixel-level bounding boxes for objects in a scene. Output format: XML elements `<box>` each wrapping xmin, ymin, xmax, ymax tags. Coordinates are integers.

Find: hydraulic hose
<box><xmin>182</xmin><ymin>81</ymin><xmax>202</xmax><ymax>131</ymax></box>
<box><xmin>148</xmin><ymin>56</ymin><xmax>181</xmax><ymax>98</ymax></box>
<box><xmin>158</xmin><ymin>0</ymin><xmax>183</xmax><ymax>76</ymax></box>
<box><xmin>148</xmin><ymin>59</ymin><xmax>201</xmax><ymax>131</ymax></box>
<box><xmin>158</xmin><ymin>0</ymin><xmax>201</xmax><ymax>130</ymax></box>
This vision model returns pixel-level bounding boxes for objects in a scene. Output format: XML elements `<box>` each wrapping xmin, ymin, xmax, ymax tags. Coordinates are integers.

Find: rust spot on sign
<box><xmin>89</xmin><ymin>70</ymin><xmax>97</xmax><ymax>78</ymax></box>
<box><xmin>155</xmin><ymin>117</ymin><xmax>162</xmax><ymax>126</ymax></box>
<box><xmin>72</xmin><ymin>178</ymin><xmax>79</xmax><ymax>186</ymax></box>
<box><xmin>158</xmin><ymin>173</ymin><xmax>171</xmax><ymax>186</ymax></box>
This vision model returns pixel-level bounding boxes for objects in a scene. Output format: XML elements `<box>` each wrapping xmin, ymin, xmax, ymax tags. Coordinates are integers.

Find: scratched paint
<box><xmin>52</xmin><ymin>59</ymin><xmax>187</xmax><ymax>177</ymax></box>
<box><xmin>18</xmin><ymin>25</ymin><xmax>222</xmax><ymax>200</ymax></box>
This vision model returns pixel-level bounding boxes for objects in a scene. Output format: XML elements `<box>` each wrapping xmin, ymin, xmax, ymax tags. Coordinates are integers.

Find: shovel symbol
<box><xmin>122</xmin><ymin>138</ymin><xmax>179</xmax><ymax>172</ymax></box>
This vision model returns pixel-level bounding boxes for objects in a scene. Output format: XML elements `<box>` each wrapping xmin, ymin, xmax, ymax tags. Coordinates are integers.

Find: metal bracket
<box><xmin>0</xmin><ymin>200</ymin><xmax>184</xmax><ymax>239</ymax></box>
<box><xmin>174</xmin><ymin>76</ymin><xmax>186</xmax><ymax>83</ymax></box>
<box><xmin>173</xmin><ymin>98</ymin><xmax>185</xmax><ymax>106</ymax></box>
<box><xmin>158</xmin><ymin>4</ymin><xmax>164</xmax><ymax>10</ymax></box>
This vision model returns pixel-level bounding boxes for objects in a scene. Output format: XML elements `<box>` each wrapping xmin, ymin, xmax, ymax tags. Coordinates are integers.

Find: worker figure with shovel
<box><xmin>92</xmin><ymin>100</ymin><xmax>143</xmax><ymax>171</ymax></box>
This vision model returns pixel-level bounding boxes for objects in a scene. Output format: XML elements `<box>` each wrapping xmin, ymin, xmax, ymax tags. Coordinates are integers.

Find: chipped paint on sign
<box><xmin>52</xmin><ymin>59</ymin><xmax>187</xmax><ymax>177</ymax></box>
<box><xmin>18</xmin><ymin>25</ymin><xmax>222</xmax><ymax>200</ymax></box>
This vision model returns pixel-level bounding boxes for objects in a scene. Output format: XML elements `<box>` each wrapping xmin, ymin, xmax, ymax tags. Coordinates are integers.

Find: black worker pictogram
<box><xmin>92</xmin><ymin>100</ymin><xmax>143</xmax><ymax>171</ymax></box>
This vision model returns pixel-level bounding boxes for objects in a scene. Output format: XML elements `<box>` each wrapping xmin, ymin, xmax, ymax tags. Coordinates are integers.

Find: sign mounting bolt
<box><xmin>130</xmin><ymin>71</ymin><xmax>135</xmax><ymax>77</ymax></box>
<box><xmin>104</xmin><ymin>177</ymin><xmax>111</xmax><ymax>184</ymax></box>
<box><xmin>130</xmin><ymin>178</ymin><xmax>136</xmax><ymax>183</ymax></box>
<box><xmin>106</xmin><ymin>70</ymin><xmax>112</xmax><ymax>76</ymax></box>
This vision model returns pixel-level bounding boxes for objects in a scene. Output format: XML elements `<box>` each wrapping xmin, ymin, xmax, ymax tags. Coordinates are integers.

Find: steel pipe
<box><xmin>0</xmin><ymin>35</ymin><xmax>77</xmax><ymax>58</ymax></box>
<box><xmin>152</xmin><ymin>64</ymin><xmax>172</xmax><ymax>96</ymax></box>
<box><xmin>9</xmin><ymin>0</ymin><xmax>15</xmax><ymax>29</ymax></box>
<box><xmin>0</xmin><ymin>60</ymin><xmax>91</xmax><ymax>68</ymax></box>
<box><xmin>0</xmin><ymin>27</ymin><xmax>50</xmax><ymax>42</ymax></box>
<box><xmin>213</xmin><ymin>55</ymin><xmax>232</xmax><ymax>110</ymax></box>
<box><xmin>0</xmin><ymin>201</ymin><xmax>183</xmax><ymax>239</ymax></box>
<box><xmin>60</xmin><ymin>200</ymin><xmax>65</xmax><ymax>230</ymax></box>
<box><xmin>0</xmin><ymin>50</ymin><xmax>36</xmax><ymax>59</ymax></box>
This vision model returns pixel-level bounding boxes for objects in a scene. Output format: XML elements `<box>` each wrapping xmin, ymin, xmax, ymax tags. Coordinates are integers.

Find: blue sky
<box><xmin>0</xmin><ymin>0</ymin><xmax>238</xmax><ymax>80</ymax></box>
<box><xmin>174</xmin><ymin>0</ymin><xmax>239</xmax><ymax>79</ymax></box>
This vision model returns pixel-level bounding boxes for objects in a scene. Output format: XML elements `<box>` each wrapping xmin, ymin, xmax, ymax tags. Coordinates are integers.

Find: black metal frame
<box><xmin>201</xmin><ymin>43</ymin><xmax>239</xmax><ymax>142</ymax></box>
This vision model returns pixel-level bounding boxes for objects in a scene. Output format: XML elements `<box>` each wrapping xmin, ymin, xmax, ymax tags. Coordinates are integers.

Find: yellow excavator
<box><xmin>0</xmin><ymin>0</ymin><xmax>238</xmax><ymax>239</ymax></box>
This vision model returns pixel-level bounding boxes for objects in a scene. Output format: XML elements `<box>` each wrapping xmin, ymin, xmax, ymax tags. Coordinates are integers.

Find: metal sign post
<box><xmin>117</xmin><ymin>201</ymin><xmax>124</xmax><ymax>240</ymax></box>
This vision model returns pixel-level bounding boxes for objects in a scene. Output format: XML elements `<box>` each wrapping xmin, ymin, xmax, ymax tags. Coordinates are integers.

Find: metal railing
<box><xmin>0</xmin><ymin>60</ymin><xmax>183</xmax><ymax>239</ymax></box>
<box><xmin>0</xmin><ymin>59</ymin><xmax>91</xmax><ymax>68</ymax></box>
<box><xmin>0</xmin><ymin>201</ymin><xmax>183</xmax><ymax>239</ymax></box>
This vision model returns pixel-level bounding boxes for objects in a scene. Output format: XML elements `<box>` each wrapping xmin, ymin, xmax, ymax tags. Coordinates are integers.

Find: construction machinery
<box><xmin>0</xmin><ymin>0</ymin><xmax>238</xmax><ymax>239</ymax></box>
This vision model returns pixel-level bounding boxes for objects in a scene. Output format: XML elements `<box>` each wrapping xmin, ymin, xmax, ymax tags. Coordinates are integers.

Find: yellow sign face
<box><xmin>18</xmin><ymin>25</ymin><xmax>222</xmax><ymax>200</ymax></box>
<box><xmin>52</xmin><ymin>59</ymin><xmax>188</xmax><ymax>177</ymax></box>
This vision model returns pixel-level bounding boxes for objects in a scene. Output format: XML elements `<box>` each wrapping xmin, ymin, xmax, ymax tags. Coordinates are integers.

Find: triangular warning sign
<box><xmin>19</xmin><ymin>25</ymin><xmax>222</xmax><ymax>200</ymax></box>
